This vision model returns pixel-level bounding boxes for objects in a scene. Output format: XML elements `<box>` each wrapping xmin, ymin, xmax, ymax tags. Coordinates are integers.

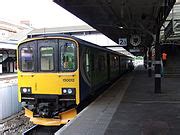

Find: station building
<box><xmin>30</xmin><ymin>25</ymin><xmax>133</xmax><ymax>56</ymax></box>
<box><xmin>0</xmin><ymin>22</ymin><xmax>132</xmax><ymax>75</ymax></box>
<box><xmin>0</xmin><ymin>20</ymin><xmax>32</xmax><ymax>74</ymax></box>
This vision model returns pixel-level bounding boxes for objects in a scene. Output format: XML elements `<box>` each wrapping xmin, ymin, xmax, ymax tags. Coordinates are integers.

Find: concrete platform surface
<box><xmin>56</xmin><ymin>65</ymin><xmax>180</xmax><ymax>135</ymax></box>
<box><xmin>0</xmin><ymin>73</ymin><xmax>17</xmax><ymax>84</ymax></box>
<box><xmin>55</xmin><ymin>73</ymin><xmax>133</xmax><ymax>135</ymax></box>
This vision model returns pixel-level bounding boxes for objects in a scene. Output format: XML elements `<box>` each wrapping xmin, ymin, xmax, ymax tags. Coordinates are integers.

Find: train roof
<box><xmin>26</xmin><ymin>33</ymin><xmax>131</xmax><ymax>58</ymax></box>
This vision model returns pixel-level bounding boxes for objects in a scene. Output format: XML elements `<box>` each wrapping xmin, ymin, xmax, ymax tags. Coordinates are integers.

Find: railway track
<box><xmin>21</xmin><ymin>78</ymin><xmax>116</xmax><ymax>135</ymax></box>
<box><xmin>21</xmin><ymin>91</ymin><xmax>105</xmax><ymax>135</ymax></box>
<box><xmin>22</xmin><ymin>125</ymin><xmax>63</xmax><ymax>135</ymax></box>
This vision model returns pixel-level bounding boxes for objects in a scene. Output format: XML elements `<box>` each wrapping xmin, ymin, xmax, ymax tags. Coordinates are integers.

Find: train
<box><xmin>17</xmin><ymin>34</ymin><xmax>133</xmax><ymax>126</ymax></box>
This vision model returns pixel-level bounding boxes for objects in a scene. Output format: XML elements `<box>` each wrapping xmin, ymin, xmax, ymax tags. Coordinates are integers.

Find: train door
<box><xmin>85</xmin><ymin>48</ymin><xmax>94</xmax><ymax>92</ymax></box>
<box><xmin>119</xmin><ymin>56</ymin><xmax>121</xmax><ymax>75</ymax></box>
<box><xmin>91</xmin><ymin>49</ymin><xmax>96</xmax><ymax>91</ymax></box>
<box><xmin>80</xmin><ymin>46</ymin><xmax>93</xmax><ymax>100</ymax></box>
<box><xmin>37</xmin><ymin>40</ymin><xmax>58</xmax><ymax>72</ymax></box>
<box><xmin>107</xmin><ymin>53</ymin><xmax>110</xmax><ymax>81</ymax></box>
<box><xmin>35</xmin><ymin>39</ymin><xmax>59</xmax><ymax>94</ymax></box>
<box><xmin>82</xmin><ymin>47</ymin><xmax>92</xmax><ymax>87</ymax></box>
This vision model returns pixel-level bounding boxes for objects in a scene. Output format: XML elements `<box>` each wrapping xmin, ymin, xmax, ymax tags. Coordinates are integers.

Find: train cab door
<box><xmin>35</xmin><ymin>39</ymin><xmax>59</xmax><ymax>94</ymax></box>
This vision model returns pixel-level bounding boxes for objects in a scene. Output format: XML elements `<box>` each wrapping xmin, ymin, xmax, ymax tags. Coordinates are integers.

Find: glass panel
<box><xmin>21</xmin><ymin>47</ymin><xmax>34</xmax><ymax>71</ymax></box>
<box><xmin>60</xmin><ymin>41</ymin><xmax>76</xmax><ymax>71</ymax></box>
<box><xmin>86</xmin><ymin>53</ymin><xmax>90</xmax><ymax>72</ymax></box>
<box><xmin>84</xmin><ymin>50</ymin><xmax>91</xmax><ymax>82</ymax></box>
<box><xmin>40</xmin><ymin>47</ymin><xmax>54</xmax><ymax>71</ymax></box>
<box><xmin>0</xmin><ymin>54</ymin><xmax>2</xmax><ymax>63</ymax></box>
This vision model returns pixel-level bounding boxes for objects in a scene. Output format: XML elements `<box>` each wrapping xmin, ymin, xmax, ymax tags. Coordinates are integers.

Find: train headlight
<box><xmin>68</xmin><ymin>89</ymin><xmax>73</xmax><ymax>94</ymax></box>
<box><xmin>62</xmin><ymin>88</ymin><xmax>75</xmax><ymax>95</ymax></box>
<box><xmin>63</xmin><ymin>89</ymin><xmax>67</xmax><ymax>94</ymax></box>
<box><xmin>21</xmin><ymin>87</ymin><xmax>32</xmax><ymax>94</ymax></box>
<box><xmin>22</xmin><ymin>88</ymin><xmax>27</xmax><ymax>93</ymax></box>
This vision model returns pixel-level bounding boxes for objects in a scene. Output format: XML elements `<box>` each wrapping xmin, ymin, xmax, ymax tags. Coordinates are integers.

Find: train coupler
<box><xmin>24</xmin><ymin>107</ymin><xmax>77</xmax><ymax>126</ymax></box>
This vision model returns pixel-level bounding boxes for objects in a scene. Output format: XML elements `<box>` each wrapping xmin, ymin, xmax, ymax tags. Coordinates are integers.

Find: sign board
<box><xmin>118</xmin><ymin>38</ymin><xmax>127</xmax><ymax>46</ymax></box>
<box><xmin>129</xmin><ymin>49</ymin><xmax>140</xmax><ymax>52</ymax></box>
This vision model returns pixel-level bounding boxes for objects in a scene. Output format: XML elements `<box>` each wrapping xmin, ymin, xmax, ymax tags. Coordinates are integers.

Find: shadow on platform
<box><xmin>105</xmin><ymin>65</ymin><xmax>180</xmax><ymax>135</ymax></box>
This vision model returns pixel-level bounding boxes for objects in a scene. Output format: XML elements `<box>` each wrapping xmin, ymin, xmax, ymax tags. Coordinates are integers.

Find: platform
<box><xmin>0</xmin><ymin>73</ymin><xmax>20</xmax><ymax>121</ymax></box>
<box><xmin>0</xmin><ymin>73</ymin><xmax>17</xmax><ymax>83</ymax></box>
<box><xmin>55</xmin><ymin>65</ymin><xmax>180</xmax><ymax>135</ymax></box>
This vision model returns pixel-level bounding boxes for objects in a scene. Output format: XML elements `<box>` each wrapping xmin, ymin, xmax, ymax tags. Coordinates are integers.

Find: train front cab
<box><xmin>18</xmin><ymin>37</ymin><xmax>80</xmax><ymax>126</ymax></box>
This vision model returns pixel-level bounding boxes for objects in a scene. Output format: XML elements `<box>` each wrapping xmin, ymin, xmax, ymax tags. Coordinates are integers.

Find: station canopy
<box><xmin>54</xmin><ymin>0</ymin><xmax>175</xmax><ymax>51</ymax></box>
<box><xmin>161</xmin><ymin>1</ymin><xmax>180</xmax><ymax>44</ymax></box>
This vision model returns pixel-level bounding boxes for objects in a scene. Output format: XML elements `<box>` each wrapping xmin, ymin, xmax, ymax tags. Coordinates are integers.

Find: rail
<box><xmin>22</xmin><ymin>125</ymin><xmax>63</xmax><ymax>135</ymax></box>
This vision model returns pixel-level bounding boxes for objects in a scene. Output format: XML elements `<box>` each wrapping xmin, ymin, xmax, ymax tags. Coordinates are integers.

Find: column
<box><xmin>154</xmin><ymin>28</ymin><xmax>161</xmax><ymax>93</ymax></box>
<box><xmin>148</xmin><ymin>47</ymin><xmax>152</xmax><ymax>77</ymax></box>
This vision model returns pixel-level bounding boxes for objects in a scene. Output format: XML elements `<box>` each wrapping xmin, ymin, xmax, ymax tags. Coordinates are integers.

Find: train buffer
<box><xmin>55</xmin><ymin>65</ymin><xmax>180</xmax><ymax>135</ymax></box>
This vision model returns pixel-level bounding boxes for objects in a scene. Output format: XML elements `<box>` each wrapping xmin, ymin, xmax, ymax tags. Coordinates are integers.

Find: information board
<box><xmin>118</xmin><ymin>38</ymin><xmax>127</xmax><ymax>46</ymax></box>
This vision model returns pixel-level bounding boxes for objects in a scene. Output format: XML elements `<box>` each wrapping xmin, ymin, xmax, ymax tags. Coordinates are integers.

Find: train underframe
<box><xmin>22</xmin><ymin>94</ymin><xmax>77</xmax><ymax>126</ymax></box>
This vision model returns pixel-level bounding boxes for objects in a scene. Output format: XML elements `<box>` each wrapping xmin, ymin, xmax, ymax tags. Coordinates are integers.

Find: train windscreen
<box><xmin>20</xmin><ymin>47</ymin><xmax>34</xmax><ymax>72</ymax></box>
<box><xmin>60</xmin><ymin>41</ymin><xmax>77</xmax><ymax>71</ymax></box>
<box><xmin>19</xmin><ymin>39</ymin><xmax>77</xmax><ymax>72</ymax></box>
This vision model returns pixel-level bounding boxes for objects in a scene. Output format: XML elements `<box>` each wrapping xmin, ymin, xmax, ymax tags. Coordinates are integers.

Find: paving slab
<box><xmin>105</xmin><ymin>65</ymin><xmax>180</xmax><ymax>135</ymax></box>
<box><xmin>55</xmin><ymin>73</ymin><xmax>134</xmax><ymax>135</ymax></box>
<box><xmin>56</xmin><ymin>65</ymin><xmax>180</xmax><ymax>135</ymax></box>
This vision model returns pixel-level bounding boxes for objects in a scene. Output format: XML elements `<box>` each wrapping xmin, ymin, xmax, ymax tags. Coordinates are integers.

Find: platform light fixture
<box><xmin>118</xmin><ymin>26</ymin><xmax>124</xmax><ymax>29</ymax></box>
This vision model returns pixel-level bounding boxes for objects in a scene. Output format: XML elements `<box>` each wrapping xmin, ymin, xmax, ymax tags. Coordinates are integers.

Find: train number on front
<box><xmin>63</xmin><ymin>79</ymin><xmax>75</xmax><ymax>82</ymax></box>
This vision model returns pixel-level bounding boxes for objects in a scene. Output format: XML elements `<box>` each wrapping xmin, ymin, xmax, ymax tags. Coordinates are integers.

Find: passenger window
<box><xmin>40</xmin><ymin>47</ymin><xmax>54</xmax><ymax>71</ymax></box>
<box><xmin>86</xmin><ymin>53</ymin><xmax>90</xmax><ymax>72</ymax></box>
<box><xmin>83</xmin><ymin>49</ymin><xmax>91</xmax><ymax>82</ymax></box>
<box><xmin>21</xmin><ymin>47</ymin><xmax>34</xmax><ymax>71</ymax></box>
<box><xmin>60</xmin><ymin>41</ymin><xmax>76</xmax><ymax>71</ymax></box>
<box><xmin>98</xmin><ymin>55</ymin><xmax>105</xmax><ymax>71</ymax></box>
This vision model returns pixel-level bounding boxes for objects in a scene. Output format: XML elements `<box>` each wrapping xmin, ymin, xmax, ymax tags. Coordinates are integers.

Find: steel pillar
<box><xmin>148</xmin><ymin>47</ymin><xmax>152</xmax><ymax>77</ymax></box>
<box><xmin>154</xmin><ymin>27</ymin><xmax>161</xmax><ymax>93</ymax></box>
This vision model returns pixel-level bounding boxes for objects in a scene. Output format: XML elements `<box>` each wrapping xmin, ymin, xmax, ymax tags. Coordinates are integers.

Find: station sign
<box><xmin>118</xmin><ymin>38</ymin><xmax>127</xmax><ymax>46</ymax></box>
<box><xmin>129</xmin><ymin>48</ymin><xmax>140</xmax><ymax>52</ymax></box>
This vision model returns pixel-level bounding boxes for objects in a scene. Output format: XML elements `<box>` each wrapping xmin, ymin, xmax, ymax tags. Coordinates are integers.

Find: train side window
<box><xmin>91</xmin><ymin>52</ymin><xmax>95</xmax><ymax>71</ymax></box>
<box><xmin>82</xmin><ymin>48</ymin><xmax>91</xmax><ymax>82</ymax></box>
<box><xmin>85</xmin><ymin>53</ymin><xmax>90</xmax><ymax>72</ymax></box>
<box><xmin>21</xmin><ymin>47</ymin><xmax>34</xmax><ymax>71</ymax></box>
<box><xmin>40</xmin><ymin>47</ymin><xmax>54</xmax><ymax>71</ymax></box>
<box><xmin>98</xmin><ymin>55</ymin><xmax>105</xmax><ymax>71</ymax></box>
<box><xmin>60</xmin><ymin>41</ymin><xmax>76</xmax><ymax>71</ymax></box>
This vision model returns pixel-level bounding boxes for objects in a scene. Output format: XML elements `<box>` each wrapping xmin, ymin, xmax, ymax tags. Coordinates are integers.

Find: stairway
<box><xmin>164</xmin><ymin>66</ymin><xmax>180</xmax><ymax>78</ymax></box>
<box><xmin>163</xmin><ymin>45</ymin><xmax>180</xmax><ymax>78</ymax></box>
